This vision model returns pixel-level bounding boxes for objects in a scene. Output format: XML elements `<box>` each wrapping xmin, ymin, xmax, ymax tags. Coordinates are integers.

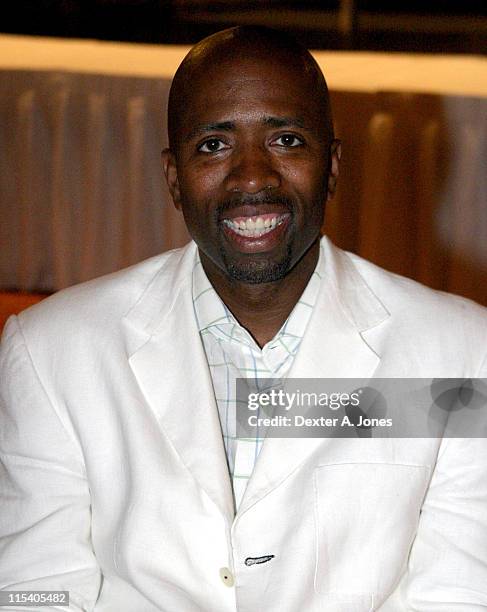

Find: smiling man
<box><xmin>1</xmin><ymin>26</ymin><xmax>487</xmax><ymax>612</ymax></box>
<box><xmin>162</xmin><ymin>26</ymin><xmax>340</xmax><ymax>347</ymax></box>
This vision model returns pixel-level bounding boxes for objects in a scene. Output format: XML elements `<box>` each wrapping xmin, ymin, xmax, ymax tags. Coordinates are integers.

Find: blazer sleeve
<box><xmin>0</xmin><ymin>316</ymin><xmax>101</xmax><ymax>612</ymax></box>
<box><xmin>380</xmin><ymin>356</ymin><xmax>487</xmax><ymax>610</ymax></box>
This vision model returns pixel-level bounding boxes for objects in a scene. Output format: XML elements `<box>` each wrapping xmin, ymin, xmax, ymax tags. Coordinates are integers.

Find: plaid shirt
<box><xmin>192</xmin><ymin>246</ymin><xmax>325</xmax><ymax>511</ymax></box>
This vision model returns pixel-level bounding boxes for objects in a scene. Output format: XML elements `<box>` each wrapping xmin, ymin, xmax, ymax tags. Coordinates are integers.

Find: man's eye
<box><xmin>273</xmin><ymin>134</ymin><xmax>304</xmax><ymax>147</ymax></box>
<box><xmin>197</xmin><ymin>138</ymin><xmax>228</xmax><ymax>153</ymax></box>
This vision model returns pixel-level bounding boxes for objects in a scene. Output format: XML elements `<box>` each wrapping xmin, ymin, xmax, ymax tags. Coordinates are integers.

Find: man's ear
<box><xmin>327</xmin><ymin>139</ymin><xmax>341</xmax><ymax>201</ymax></box>
<box><xmin>161</xmin><ymin>148</ymin><xmax>182</xmax><ymax>210</ymax></box>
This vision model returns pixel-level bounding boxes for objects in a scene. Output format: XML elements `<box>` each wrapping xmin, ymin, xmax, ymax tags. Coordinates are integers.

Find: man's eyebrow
<box><xmin>262</xmin><ymin>116</ymin><xmax>308</xmax><ymax>130</ymax></box>
<box><xmin>184</xmin><ymin>116</ymin><xmax>311</xmax><ymax>143</ymax></box>
<box><xmin>184</xmin><ymin>121</ymin><xmax>235</xmax><ymax>142</ymax></box>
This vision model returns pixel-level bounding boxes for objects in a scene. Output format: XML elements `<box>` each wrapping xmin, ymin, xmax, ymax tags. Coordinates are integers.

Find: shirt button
<box><xmin>219</xmin><ymin>567</ymin><xmax>234</xmax><ymax>587</ymax></box>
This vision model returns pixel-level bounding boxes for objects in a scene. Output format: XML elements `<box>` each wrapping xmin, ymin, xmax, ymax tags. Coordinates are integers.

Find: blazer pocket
<box><xmin>313</xmin><ymin>462</ymin><xmax>429</xmax><ymax>601</ymax></box>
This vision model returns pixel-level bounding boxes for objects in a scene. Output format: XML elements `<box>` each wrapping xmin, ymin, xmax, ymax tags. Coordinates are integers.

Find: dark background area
<box><xmin>2</xmin><ymin>0</ymin><xmax>487</xmax><ymax>54</ymax></box>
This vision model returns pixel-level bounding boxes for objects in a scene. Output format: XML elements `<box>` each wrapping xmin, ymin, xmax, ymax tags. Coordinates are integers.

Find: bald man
<box><xmin>1</xmin><ymin>26</ymin><xmax>487</xmax><ymax>612</ymax></box>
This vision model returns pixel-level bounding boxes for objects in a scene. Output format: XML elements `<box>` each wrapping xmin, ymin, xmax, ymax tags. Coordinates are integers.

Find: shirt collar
<box><xmin>192</xmin><ymin>243</ymin><xmax>325</xmax><ymax>346</ymax></box>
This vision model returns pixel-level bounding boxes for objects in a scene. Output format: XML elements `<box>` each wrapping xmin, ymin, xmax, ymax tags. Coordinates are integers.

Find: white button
<box><xmin>219</xmin><ymin>567</ymin><xmax>234</xmax><ymax>587</ymax></box>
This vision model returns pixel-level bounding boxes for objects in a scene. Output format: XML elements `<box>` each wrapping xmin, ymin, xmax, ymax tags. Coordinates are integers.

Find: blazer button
<box><xmin>219</xmin><ymin>567</ymin><xmax>234</xmax><ymax>587</ymax></box>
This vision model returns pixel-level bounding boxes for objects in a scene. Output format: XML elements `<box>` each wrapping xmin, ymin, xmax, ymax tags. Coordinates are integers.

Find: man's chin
<box><xmin>223</xmin><ymin>255</ymin><xmax>293</xmax><ymax>284</ymax></box>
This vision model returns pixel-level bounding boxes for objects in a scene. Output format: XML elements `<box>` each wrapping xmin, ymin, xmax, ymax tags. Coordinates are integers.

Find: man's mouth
<box><xmin>219</xmin><ymin>209</ymin><xmax>292</xmax><ymax>254</ymax></box>
<box><xmin>222</xmin><ymin>213</ymin><xmax>289</xmax><ymax>238</ymax></box>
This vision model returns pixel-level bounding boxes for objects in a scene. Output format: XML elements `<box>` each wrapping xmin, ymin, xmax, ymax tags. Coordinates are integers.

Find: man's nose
<box><xmin>224</xmin><ymin>146</ymin><xmax>281</xmax><ymax>194</ymax></box>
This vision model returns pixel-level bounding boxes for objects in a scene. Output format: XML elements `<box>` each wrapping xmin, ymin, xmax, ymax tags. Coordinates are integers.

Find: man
<box><xmin>1</xmin><ymin>25</ymin><xmax>486</xmax><ymax>612</ymax></box>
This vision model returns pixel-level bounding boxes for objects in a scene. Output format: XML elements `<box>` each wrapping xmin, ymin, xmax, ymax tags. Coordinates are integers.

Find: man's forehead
<box><xmin>180</xmin><ymin>89</ymin><xmax>325</xmax><ymax>142</ymax></box>
<box><xmin>189</xmin><ymin>53</ymin><xmax>313</xmax><ymax>88</ymax></box>
<box><xmin>167</xmin><ymin>26</ymin><xmax>333</xmax><ymax>151</ymax></box>
<box><xmin>186</xmin><ymin>61</ymin><xmax>323</xmax><ymax>114</ymax></box>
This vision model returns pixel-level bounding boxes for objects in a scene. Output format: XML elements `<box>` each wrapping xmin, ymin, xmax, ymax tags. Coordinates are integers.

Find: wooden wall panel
<box><xmin>327</xmin><ymin>92</ymin><xmax>487</xmax><ymax>305</ymax></box>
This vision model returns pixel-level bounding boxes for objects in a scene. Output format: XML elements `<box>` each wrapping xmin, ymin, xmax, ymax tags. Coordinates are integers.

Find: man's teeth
<box><xmin>223</xmin><ymin>215</ymin><xmax>287</xmax><ymax>237</ymax></box>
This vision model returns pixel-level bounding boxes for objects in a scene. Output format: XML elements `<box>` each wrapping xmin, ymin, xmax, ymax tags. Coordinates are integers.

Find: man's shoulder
<box><xmin>320</xmin><ymin>236</ymin><xmax>486</xmax><ymax>324</ymax></box>
<box><xmin>338</xmin><ymin>246</ymin><xmax>487</xmax><ymax>373</ymax></box>
<box><xmin>10</xmin><ymin>243</ymin><xmax>196</xmax><ymax>341</ymax></box>
<box><xmin>347</xmin><ymin>248</ymin><xmax>487</xmax><ymax>324</ymax></box>
<box><xmin>323</xmin><ymin>241</ymin><xmax>487</xmax><ymax>374</ymax></box>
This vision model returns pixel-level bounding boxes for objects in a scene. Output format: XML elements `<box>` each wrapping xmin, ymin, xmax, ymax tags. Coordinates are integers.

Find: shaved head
<box><xmin>167</xmin><ymin>26</ymin><xmax>334</xmax><ymax>154</ymax></box>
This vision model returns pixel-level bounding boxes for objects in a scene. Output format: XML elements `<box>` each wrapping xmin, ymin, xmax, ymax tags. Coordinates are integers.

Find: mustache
<box><xmin>216</xmin><ymin>192</ymin><xmax>296</xmax><ymax>219</ymax></box>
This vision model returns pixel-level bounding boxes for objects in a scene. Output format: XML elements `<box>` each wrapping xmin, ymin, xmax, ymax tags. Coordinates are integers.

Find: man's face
<box><xmin>163</xmin><ymin>54</ymin><xmax>335</xmax><ymax>284</ymax></box>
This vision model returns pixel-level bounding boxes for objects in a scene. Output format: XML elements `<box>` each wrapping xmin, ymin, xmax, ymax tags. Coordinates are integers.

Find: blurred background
<box><xmin>1</xmin><ymin>1</ymin><xmax>486</xmax><ymax>328</ymax></box>
<box><xmin>3</xmin><ymin>0</ymin><xmax>487</xmax><ymax>53</ymax></box>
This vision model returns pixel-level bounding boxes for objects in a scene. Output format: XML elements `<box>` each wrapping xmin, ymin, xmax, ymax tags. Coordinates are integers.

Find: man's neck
<box><xmin>200</xmin><ymin>241</ymin><xmax>320</xmax><ymax>348</ymax></box>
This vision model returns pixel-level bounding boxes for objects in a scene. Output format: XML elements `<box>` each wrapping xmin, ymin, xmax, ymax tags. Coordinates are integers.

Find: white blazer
<box><xmin>1</xmin><ymin>237</ymin><xmax>487</xmax><ymax>611</ymax></box>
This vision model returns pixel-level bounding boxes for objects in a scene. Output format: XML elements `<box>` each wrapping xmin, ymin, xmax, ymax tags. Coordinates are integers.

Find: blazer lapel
<box><xmin>123</xmin><ymin>244</ymin><xmax>235</xmax><ymax>523</ymax></box>
<box><xmin>239</xmin><ymin>237</ymin><xmax>391</xmax><ymax>515</ymax></box>
<box><xmin>120</xmin><ymin>238</ymin><xmax>391</xmax><ymax>520</ymax></box>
